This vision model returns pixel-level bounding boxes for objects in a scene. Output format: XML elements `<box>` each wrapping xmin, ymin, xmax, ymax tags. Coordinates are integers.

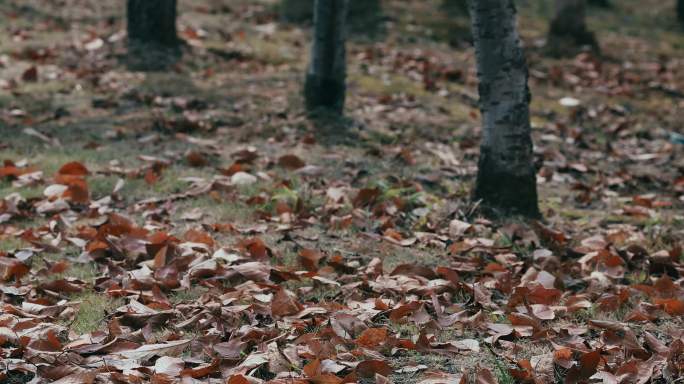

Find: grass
<box><xmin>62</xmin><ymin>263</ymin><xmax>100</xmax><ymax>282</ymax></box>
<box><xmin>0</xmin><ymin>237</ymin><xmax>26</xmax><ymax>252</ymax></box>
<box><xmin>169</xmin><ymin>286</ymin><xmax>208</xmax><ymax>304</ymax></box>
<box><xmin>381</xmin><ymin>246</ymin><xmax>446</xmax><ymax>270</ymax></box>
<box><xmin>137</xmin><ymin>72</ymin><xmax>199</xmax><ymax>97</ymax></box>
<box><xmin>275</xmin><ymin>248</ymin><xmax>300</xmax><ymax>268</ymax></box>
<box><xmin>389</xmin><ymin>349</ymin><xmax>482</xmax><ymax>384</ymax></box>
<box><xmin>54</xmin><ymin>262</ymin><xmax>100</xmax><ymax>282</ymax></box>
<box><xmin>171</xmin><ymin>195</ymin><xmax>256</xmax><ymax>224</ymax></box>
<box><xmin>0</xmin><ymin>184</ymin><xmax>43</xmax><ymax>200</ymax></box>
<box><xmin>353</xmin><ymin>73</ymin><xmax>428</xmax><ymax>99</ymax></box>
<box><xmin>389</xmin><ymin>323</ymin><xmax>421</xmax><ymax>339</ymax></box>
<box><xmin>492</xmin><ymin>358</ymin><xmax>515</xmax><ymax>384</ymax></box>
<box><xmin>300</xmin><ymin>284</ymin><xmax>341</xmax><ymax>303</ymax></box>
<box><xmin>68</xmin><ymin>292</ymin><xmax>124</xmax><ymax>335</ymax></box>
<box><xmin>1</xmin><ymin>147</ymin><xmax>124</xmax><ymax>175</ymax></box>
<box><xmin>511</xmin><ymin>340</ymin><xmax>553</xmax><ymax>361</ymax></box>
<box><xmin>241</xmin><ymin>35</ymin><xmax>301</xmax><ymax>66</ymax></box>
<box><xmin>88</xmin><ymin>175</ymin><xmax>123</xmax><ymax>199</ymax></box>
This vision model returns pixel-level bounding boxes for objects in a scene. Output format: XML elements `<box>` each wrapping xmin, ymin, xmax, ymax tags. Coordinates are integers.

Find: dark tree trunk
<box><xmin>548</xmin><ymin>0</ymin><xmax>598</xmax><ymax>55</ymax></box>
<box><xmin>281</xmin><ymin>0</ymin><xmax>314</xmax><ymax>23</ymax></box>
<box><xmin>282</xmin><ymin>0</ymin><xmax>380</xmax><ymax>35</ymax></box>
<box><xmin>442</xmin><ymin>0</ymin><xmax>469</xmax><ymax>15</ymax></box>
<box><xmin>587</xmin><ymin>0</ymin><xmax>611</xmax><ymax>8</ymax></box>
<box><xmin>304</xmin><ymin>0</ymin><xmax>348</xmax><ymax>115</ymax></box>
<box><xmin>349</xmin><ymin>0</ymin><xmax>382</xmax><ymax>35</ymax></box>
<box><xmin>127</xmin><ymin>0</ymin><xmax>180</xmax><ymax>70</ymax></box>
<box><xmin>678</xmin><ymin>0</ymin><xmax>684</xmax><ymax>26</ymax></box>
<box><xmin>442</xmin><ymin>0</ymin><xmax>472</xmax><ymax>46</ymax></box>
<box><xmin>469</xmin><ymin>0</ymin><xmax>540</xmax><ymax>218</ymax></box>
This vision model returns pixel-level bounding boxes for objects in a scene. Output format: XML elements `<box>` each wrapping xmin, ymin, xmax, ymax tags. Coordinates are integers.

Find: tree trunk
<box><xmin>442</xmin><ymin>0</ymin><xmax>472</xmax><ymax>46</ymax></box>
<box><xmin>442</xmin><ymin>0</ymin><xmax>469</xmax><ymax>15</ymax></box>
<box><xmin>281</xmin><ymin>0</ymin><xmax>314</xmax><ymax>23</ymax></box>
<box><xmin>587</xmin><ymin>0</ymin><xmax>611</xmax><ymax>8</ymax></box>
<box><xmin>548</xmin><ymin>0</ymin><xmax>598</xmax><ymax>53</ymax></box>
<box><xmin>678</xmin><ymin>0</ymin><xmax>684</xmax><ymax>26</ymax></box>
<box><xmin>304</xmin><ymin>0</ymin><xmax>348</xmax><ymax>115</ymax></box>
<box><xmin>282</xmin><ymin>0</ymin><xmax>380</xmax><ymax>35</ymax></box>
<box><xmin>127</xmin><ymin>0</ymin><xmax>180</xmax><ymax>70</ymax></box>
<box><xmin>349</xmin><ymin>0</ymin><xmax>382</xmax><ymax>35</ymax></box>
<box><xmin>469</xmin><ymin>0</ymin><xmax>540</xmax><ymax>218</ymax></box>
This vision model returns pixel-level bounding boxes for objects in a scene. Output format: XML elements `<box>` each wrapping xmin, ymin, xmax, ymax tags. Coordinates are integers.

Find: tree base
<box><xmin>546</xmin><ymin>3</ymin><xmax>599</xmax><ymax>57</ymax></box>
<box><xmin>304</xmin><ymin>73</ymin><xmax>345</xmax><ymax>115</ymax></box>
<box><xmin>126</xmin><ymin>41</ymin><xmax>182</xmax><ymax>71</ymax></box>
<box><xmin>474</xmin><ymin>150</ymin><xmax>540</xmax><ymax>219</ymax></box>
<box><xmin>546</xmin><ymin>31</ymin><xmax>599</xmax><ymax>57</ymax></box>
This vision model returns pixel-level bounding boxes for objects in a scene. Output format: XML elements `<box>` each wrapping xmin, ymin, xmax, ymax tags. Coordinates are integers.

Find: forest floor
<box><xmin>0</xmin><ymin>0</ymin><xmax>683</xmax><ymax>383</ymax></box>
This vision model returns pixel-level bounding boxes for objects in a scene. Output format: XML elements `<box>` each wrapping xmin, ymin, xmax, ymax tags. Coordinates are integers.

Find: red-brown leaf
<box><xmin>278</xmin><ymin>154</ymin><xmax>306</xmax><ymax>170</ymax></box>
<box><xmin>271</xmin><ymin>288</ymin><xmax>302</xmax><ymax>317</ymax></box>
<box><xmin>356</xmin><ymin>360</ymin><xmax>392</xmax><ymax>378</ymax></box>
<box><xmin>299</xmin><ymin>248</ymin><xmax>324</xmax><ymax>271</ymax></box>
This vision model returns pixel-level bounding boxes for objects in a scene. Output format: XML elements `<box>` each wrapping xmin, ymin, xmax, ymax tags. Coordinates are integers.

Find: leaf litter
<box><xmin>1</xmin><ymin>0</ymin><xmax>684</xmax><ymax>383</ymax></box>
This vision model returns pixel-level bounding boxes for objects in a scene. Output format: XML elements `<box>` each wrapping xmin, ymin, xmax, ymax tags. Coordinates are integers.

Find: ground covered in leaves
<box><xmin>1</xmin><ymin>0</ymin><xmax>683</xmax><ymax>383</ymax></box>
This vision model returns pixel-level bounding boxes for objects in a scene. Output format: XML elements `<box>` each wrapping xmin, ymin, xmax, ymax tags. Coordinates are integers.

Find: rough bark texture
<box><xmin>469</xmin><ymin>0</ymin><xmax>540</xmax><ymax>218</ymax></box>
<box><xmin>282</xmin><ymin>0</ymin><xmax>380</xmax><ymax>35</ymax></box>
<box><xmin>305</xmin><ymin>0</ymin><xmax>348</xmax><ymax>115</ymax></box>
<box><xmin>127</xmin><ymin>0</ymin><xmax>180</xmax><ymax>70</ymax></box>
<box><xmin>548</xmin><ymin>0</ymin><xmax>598</xmax><ymax>54</ymax></box>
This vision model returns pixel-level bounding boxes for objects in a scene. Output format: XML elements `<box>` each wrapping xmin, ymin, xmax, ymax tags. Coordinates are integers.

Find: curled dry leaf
<box><xmin>299</xmin><ymin>248</ymin><xmax>324</xmax><ymax>271</ymax></box>
<box><xmin>117</xmin><ymin>339</ymin><xmax>191</xmax><ymax>360</ymax></box>
<box><xmin>356</xmin><ymin>360</ymin><xmax>392</xmax><ymax>378</ymax></box>
<box><xmin>278</xmin><ymin>154</ymin><xmax>306</xmax><ymax>170</ymax></box>
<box><xmin>356</xmin><ymin>328</ymin><xmax>388</xmax><ymax>348</ymax></box>
<box><xmin>271</xmin><ymin>288</ymin><xmax>303</xmax><ymax>317</ymax></box>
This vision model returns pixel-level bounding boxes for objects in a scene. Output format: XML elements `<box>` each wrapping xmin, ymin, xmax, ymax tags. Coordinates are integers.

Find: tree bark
<box><xmin>128</xmin><ymin>0</ymin><xmax>179</xmax><ymax>47</ymax></box>
<box><xmin>548</xmin><ymin>0</ymin><xmax>598</xmax><ymax>53</ymax></box>
<box><xmin>304</xmin><ymin>0</ymin><xmax>348</xmax><ymax>115</ymax></box>
<box><xmin>281</xmin><ymin>0</ymin><xmax>315</xmax><ymax>23</ymax></box>
<box><xmin>282</xmin><ymin>0</ymin><xmax>380</xmax><ymax>35</ymax></box>
<box><xmin>127</xmin><ymin>0</ymin><xmax>180</xmax><ymax>70</ymax></box>
<box><xmin>442</xmin><ymin>0</ymin><xmax>472</xmax><ymax>46</ymax></box>
<box><xmin>469</xmin><ymin>0</ymin><xmax>540</xmax><ymax>218</ymax></box>
<box><xmin>443</xmin><ymin>0</ymin><xmax>469</xmax><ymax>15</ymax></box>
<box><xmin>587</xmin><ymin>0</ymin><xmax>611</xmax><ymax>8</ymax></box>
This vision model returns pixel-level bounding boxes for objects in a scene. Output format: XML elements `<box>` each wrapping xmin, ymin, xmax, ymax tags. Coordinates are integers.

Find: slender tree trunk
<box><xmin>548</xmin><ymin>0</ymin><xmax>598</xmax><ymax>53</ymax></box>
<box><xmin>127</xmin><ymin>0</ymin><xmax>180</xmax><ymax>70</ymax></box>
<box><xmin>304</xmin><ymin>0</ymin><xmax>349</xmax><ymax>114</ymax></box>
<box><xmin>678</xmin><ymin>0</ymin><xmax>684</xmax><ymax>26</ymax></box>
<box><xmin>442</xmin><ymin>0</ymin><xmax>472</xmax><ymax>46</ymax></box>
<box><xmin>587</xmin><ymin>0</ymin><xmax>611</xmax><ymax>8</ymax></box>
<box><xmin>282</xmin><ymin>0</ymin><xmax>380</xmax><ymax>35</ymax></box>
<box><xmin>350</xmin><ymin>0</ymin><xmax>382</xmax><ymax>35</ymax></box>
<box><xmin>469</xmin><ymin>0</ymin><xmax>540</xmax><ymax>217</ymax></box>
<box><xmin>443</xmin><ymin>0</ymin><xmax>469</xmax><ymax>15</ymax></box>
<box><xmin>281</xmin><ymin>0</ymin><xmax>314</xmax><ymax>23</ymax></box>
